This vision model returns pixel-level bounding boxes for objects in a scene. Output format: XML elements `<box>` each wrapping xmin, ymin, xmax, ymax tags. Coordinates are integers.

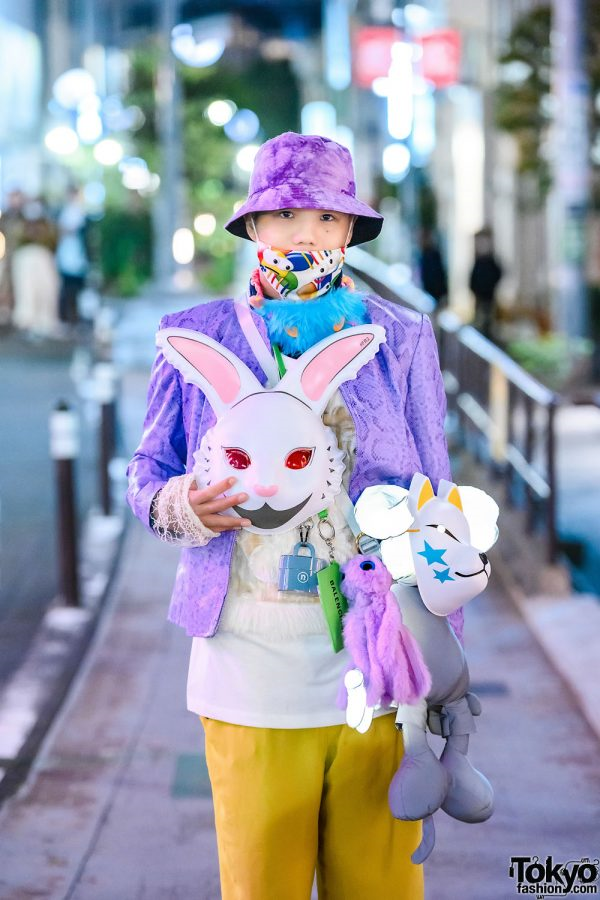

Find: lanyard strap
<box><xmin>272</xmin><ymin>343</ymin><xmax>286</xmax><ymax>379</ymax></box>
<box><xmin>234</xmin><ymin>295</ymin><xmax>280</xmax><ymax>386</ymax></box>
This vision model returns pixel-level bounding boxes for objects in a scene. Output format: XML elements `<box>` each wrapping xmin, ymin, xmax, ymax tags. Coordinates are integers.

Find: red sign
<box><xmin>418</xmin><ymin>29</ymin><xmax>461</xmax><ymax>88</ymax></box>
<box><xmin>354</xmin><ymin>27</ymin><xmax>400</xmax><ymax>89</ymax></box>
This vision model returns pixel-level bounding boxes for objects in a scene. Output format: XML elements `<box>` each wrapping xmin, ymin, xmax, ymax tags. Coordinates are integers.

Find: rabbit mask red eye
<box><xmin>157</xmin><ymin>324</ymin><xmax>386</xmax><ymax>534</ymax></box>
<box><xmin>285</xmin><ymin>448</ymin><xmax>314</xmax><ymax>469</ymax></box>
<box><xmin>224</xmin><ymin>447</ymin><xmax>251</xmax><ymax>469</ymax></box>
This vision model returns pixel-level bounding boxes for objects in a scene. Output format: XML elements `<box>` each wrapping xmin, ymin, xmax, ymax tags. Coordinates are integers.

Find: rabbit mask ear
<box><xmin>156</xmin><ymin>327</ymin><xmax>264</xmax><ymax>416</ymax></box>
<box><xmin>278</xmin><ymin>324</ymin><xmax>387</xmax><ymax>416</ymax></box>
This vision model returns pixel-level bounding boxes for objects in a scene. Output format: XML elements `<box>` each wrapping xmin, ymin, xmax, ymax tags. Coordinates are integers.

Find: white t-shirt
<box><xmin>186</xmin><ymin>390</ymin><xmax>390</xmax><ymax>728</ymax></box>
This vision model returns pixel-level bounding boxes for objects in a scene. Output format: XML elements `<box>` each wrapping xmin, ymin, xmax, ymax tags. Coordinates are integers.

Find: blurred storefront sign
<box><xmin>354</xmin><ymin>27</ymin><xmax>399</xmax><ymax>89</ymax></box>
<box><xmin>417</xmin><ymin>29</ymin><xmax>461</xmax><ymax>89</ymax></box>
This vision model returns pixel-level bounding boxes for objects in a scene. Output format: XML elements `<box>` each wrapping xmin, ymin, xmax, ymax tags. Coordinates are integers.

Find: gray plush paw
<box><xmin>388</xmin><ymin>748</ymin><xmax>449</xmax><ymax>821</ymax></box>
<box><xmin>440</xmin><ymin>745</ymin><xmax>494</xmax><ymax>822</ymax></box>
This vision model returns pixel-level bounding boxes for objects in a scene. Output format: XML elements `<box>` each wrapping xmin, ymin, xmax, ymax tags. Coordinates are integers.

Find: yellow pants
<box><xmin>201</xmin><ymin>713</ymin><xmax>424</xmax><ymax>900</ymax></box>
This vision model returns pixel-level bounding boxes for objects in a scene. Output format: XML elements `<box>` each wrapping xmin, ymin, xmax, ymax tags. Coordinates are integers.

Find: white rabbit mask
<box><xmin>156</xmin><ymin>324</ymin><xmax>386</xmax><ymax>534</ymax></box>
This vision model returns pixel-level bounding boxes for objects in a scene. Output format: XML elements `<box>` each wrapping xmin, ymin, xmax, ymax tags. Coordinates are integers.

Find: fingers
<box><xmin>193</xmin><ymin>476</ymin><xmax>239</xmax><ymax>503</ymax></box>
<box><xmin>192</xmin><ymin>492</ymin><xmax>248</xmax><ymax>515</ymax></box>
<box><xmin>204</xmin><ymin>514</ymin><xmax>252</xmax><ymax>533</ymax></box>
<box><xmin>188</xmin><ymin>476</ymin><xmax>252</xmax><ymax>531</ymax></box>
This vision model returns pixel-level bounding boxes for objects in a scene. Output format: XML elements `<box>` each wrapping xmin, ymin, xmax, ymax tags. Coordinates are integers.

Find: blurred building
<box><xmin>0</xmin><ymin>0</ymin><xmax>593</xmax><ymax>336</ymax></box>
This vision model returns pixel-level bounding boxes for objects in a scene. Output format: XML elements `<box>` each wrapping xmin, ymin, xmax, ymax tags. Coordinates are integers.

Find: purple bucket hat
<box><xmin>224</xmin><ymin>132</ymin><xmax>383</xmax><ymax>246</ymax></box>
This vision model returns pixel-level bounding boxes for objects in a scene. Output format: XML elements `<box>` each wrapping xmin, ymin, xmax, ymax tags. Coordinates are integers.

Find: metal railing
<box><xmin>347</xmin><ymin>247</ymin><xmax>559</xmax><ymax>563</ymax></box>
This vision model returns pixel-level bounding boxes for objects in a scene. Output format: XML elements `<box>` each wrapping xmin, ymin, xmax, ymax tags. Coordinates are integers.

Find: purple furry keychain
<box><xmin>340</xmin><ymin>555</ymin><xmax>431</xmax><ymax>709</ymax></box>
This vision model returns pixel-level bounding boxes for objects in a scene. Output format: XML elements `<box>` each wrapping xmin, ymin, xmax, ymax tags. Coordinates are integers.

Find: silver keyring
<box><xmin>317</xmin><ymin>519</ymin><xmax>335</xmax><ymax>542</ymax></box>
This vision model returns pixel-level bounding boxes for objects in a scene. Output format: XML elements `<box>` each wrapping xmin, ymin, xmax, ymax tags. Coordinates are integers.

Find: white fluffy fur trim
<box><xmin>219</xmin><ymin>595</ymin><xmax>329</xmax><ymax>639</ymax></box>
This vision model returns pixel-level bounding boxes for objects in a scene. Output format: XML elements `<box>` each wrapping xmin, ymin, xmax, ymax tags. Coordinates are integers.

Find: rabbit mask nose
<box><xmin>479</xmin><ymin>552</ymin><xmax>489</xmax><ymax>565</ymax></box>
<box><xmin>254</xmin><ymin>484</ymin><xmax>279</xmax><ymax>497</ymax></box>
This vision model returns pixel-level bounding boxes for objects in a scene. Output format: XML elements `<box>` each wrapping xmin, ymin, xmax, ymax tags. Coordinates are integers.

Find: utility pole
<box><xmin>551</xmin><ymin>0</ymin><xmax>590</xmax><ymax>338</ymax></box>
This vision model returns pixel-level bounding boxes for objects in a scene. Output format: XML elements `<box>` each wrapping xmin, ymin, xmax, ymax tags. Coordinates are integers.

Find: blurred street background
<box><xmin>0</xmin><ymin>0</ymin><xmax>599</xmax><ymax>898</ymax></box>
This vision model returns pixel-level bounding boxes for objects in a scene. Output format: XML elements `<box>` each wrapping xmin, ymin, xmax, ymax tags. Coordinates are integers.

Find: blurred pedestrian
<box><xmin>418</xmin><ymin>228</ymin><xmax>448</xmax><ymax>307</ymax></box>
<box><xmin>11</xmin><ymin>199</ymin><xmax>60</xmax><ymax>339</ymax></box>
<box><xmin>128</xmin><ymin>133</ymin><xmax>454</xmax><ymax>899</ymax></box>
<box><xmin>469</xmin><ymin>227</ymin><xmax>503</xmax><ymax>341</ymax></box>
<box><xmin>0</xmin><ymin>189</ymin><xmax>26</xmax><ymax>326</ymax></box>
<box><xmin>56</xmin><ymin>186</ymin><xmax>89</xmax><ymax>326</ymax></box>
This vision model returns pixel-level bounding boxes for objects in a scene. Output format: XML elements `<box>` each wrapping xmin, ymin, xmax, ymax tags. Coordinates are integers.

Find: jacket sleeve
<box><xmin>126</xmin><ymin>325</ymin><xmax>188</xmax><ymax>535</ymax></box>
<box><xmin>405</xmin><ymin>315</ymin><xmax>464</xmax><ymax>642</ymax></box>
<box><xmin>405</xmin><ymin>314</ymin><xmax>452</xmax><ymax>490</ymax></box>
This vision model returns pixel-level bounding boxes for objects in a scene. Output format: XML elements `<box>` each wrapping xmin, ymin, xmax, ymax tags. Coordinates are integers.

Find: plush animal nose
<box><xmin>479</xmin><ymin>552</ymin><xmax>489</xmax><ymax>565</ymax></box>
<box><xmin>254</xmin><ymin>484</ymin><xmax>279</xmax><ymax>497</ymax></box>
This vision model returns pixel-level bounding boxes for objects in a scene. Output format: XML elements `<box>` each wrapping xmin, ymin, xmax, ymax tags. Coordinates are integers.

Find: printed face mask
<box><xmin>257</xmin><ymin>243</ymin><xmax>345</xmax><ymax>301</ymax></box>
<box><xmin>156</xmin><ymin>324</ymin><xmax>386</xmax><ymax>535</ymax></box>
<box><xmin>251</xmin><ymin>216</ymin><xmax>353</xmax><ymax>302</ymax></box>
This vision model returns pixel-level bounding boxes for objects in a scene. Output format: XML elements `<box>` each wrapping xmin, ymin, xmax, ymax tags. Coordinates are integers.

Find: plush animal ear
<box><xmin>437</xmin><ymin>479</ymin><xmax>463</xmax><ymax>512</ymax></box>
<box><xmin>278</xmin><ymin>324</ymin><xmax>386</xmax><ymax>415</ymax></box>
<box><xmin>408</xmin><ymin>473</ymin><xmax>434</xmax><ymax>517</ymax></box>
<box><xmin>156</xmin><ymin>327</ymin><xmax>263</xmax><ymax>416</ymax></box>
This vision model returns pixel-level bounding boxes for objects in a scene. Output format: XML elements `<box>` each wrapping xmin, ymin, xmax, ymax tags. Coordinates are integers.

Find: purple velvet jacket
<box><xmin>126</xmin><ymin>293</ymin><xmax>452</xmax><ymax>637</ymax></box>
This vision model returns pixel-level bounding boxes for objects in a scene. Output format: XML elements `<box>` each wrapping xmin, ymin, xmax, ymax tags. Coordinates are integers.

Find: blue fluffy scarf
<box><xmin>252</xmin><ymin>284</ymin><xmax>368</xmax><ymax>356</ymax></box>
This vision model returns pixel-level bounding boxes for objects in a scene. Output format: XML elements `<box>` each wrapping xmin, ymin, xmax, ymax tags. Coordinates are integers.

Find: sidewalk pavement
<box><xmin>0</xmin><ymin>293</ymin><xmax>599</xmax><ymax>899</ymax></box>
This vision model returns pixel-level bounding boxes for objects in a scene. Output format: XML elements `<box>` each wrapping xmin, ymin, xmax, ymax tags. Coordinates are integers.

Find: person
<box><xmin>127</xmin><ymin>132</ymin><xmax>456</xmax><ymax>900</ymax></box>
<box><xmin>11</xmin><ymin>199</ymin><xmax>60</xmax><ymax>338</ymax></box>
<box><xmin>0</xmin><ymin>189</ymin><xmax>26</xmax><ymax>326</ymax></box>
<box><xmin>469</xmin><ymin>227</ymin><xmax>503</xmax><ymax>341</ymax></box>
<box><xmin>418</xmin><ymin>228</ymin><xmax>448</xmax><ymax>307</ymax></box>
<box><xmin>56</xmin><ymin>186</ymin><xmax>89</xmax><ymax>326</ymax></box>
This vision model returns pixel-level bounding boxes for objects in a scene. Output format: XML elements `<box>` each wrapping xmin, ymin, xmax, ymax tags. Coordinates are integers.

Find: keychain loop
<box><xmin>299</xmin><ymin>518</ymin><xmax>313</xmax><ymax>546</ymax></box>
<box><xmin>317</xmin><ymin>518</ymin><xmax>335</xmax><ymax>543</ymax></box>
<box><xmin>317</xmin><ymin>516</ymin><xmax>336</xmax><ymax>563</ymax></box>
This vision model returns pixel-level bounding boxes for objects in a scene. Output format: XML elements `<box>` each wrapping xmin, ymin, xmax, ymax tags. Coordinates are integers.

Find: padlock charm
<box><xmin>278</xmin><ymin>542</ymin><xmax>327</xmax><ymax>594</ymax></box>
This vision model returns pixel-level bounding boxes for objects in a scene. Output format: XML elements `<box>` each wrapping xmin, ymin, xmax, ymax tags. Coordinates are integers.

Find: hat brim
<box><xmin>224</xmin><ymin>186</ymin><xmax>383</xmax><ymax>246</ymax></box>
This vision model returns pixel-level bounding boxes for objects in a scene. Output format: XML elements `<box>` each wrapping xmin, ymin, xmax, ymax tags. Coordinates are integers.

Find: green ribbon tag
<box><xmin>317</xmin><ymin>562</ymin><xmax>348</xmax><ymax>653</ymax></box>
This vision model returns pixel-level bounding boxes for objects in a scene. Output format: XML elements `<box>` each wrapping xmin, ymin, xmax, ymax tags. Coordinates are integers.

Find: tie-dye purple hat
<box><xmin>224</xmin><ymin>132</ymin><xmax>383</xmax><ymax>246</ymax></box>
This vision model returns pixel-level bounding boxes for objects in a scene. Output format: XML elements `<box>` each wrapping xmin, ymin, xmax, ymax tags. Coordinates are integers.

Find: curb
<box><xmin>0</xmin><ymin>511</ymin><xmax>127</xmax><ymax>804</ymax></box>
<box><xmin>452</xmin><ymin>447</ymin><xmax>600</xmax><ymax>744</ymax></box>
<box><xmin>492</xmin><ymin>555</ymin><xmax>600</xmax><ymax>743</ymax></box>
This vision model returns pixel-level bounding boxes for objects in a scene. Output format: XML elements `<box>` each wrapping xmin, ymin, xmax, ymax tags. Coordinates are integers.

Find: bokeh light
<box><xmin>171</xmin><ymin>24</ymin><xmax>225</xmax><ymax>68</ymax></box>
<box><xmin>206</xmin><ymin>100</ymin><xmax>236</xmax><ymax>126</ymax></box>
<box><xmin>53</xmin><ymin>68</ymin><xmax>97</xmax><ymax>110</ymax></box>
<box><xmin>172</xmin><ymin>228</ymin><xmax>195</xmax><ymax>264</ymax></box>
<box><xmin>93</xmin><ymin>138</ymin><xmax>124</xmax><ymax>166</ymax></box>
<box><xmin>44</xmin><ymin>126</ymin><xmax>79</xmax><ymax>156</ymax></box>
<box><xmin>194</xmin><ymin>213</ymin><xmax>217</xmax><ymax>236</ymax></box>
<box><xmin>119</xmin><ymin>157</ymin><xmax>151</xmax><ymax>190</ymax></box>
<box><xmin>382</xmin><ymin>143</ymin><xmax>411</xmax><ymax>182</ymax></box>
<box><xmin>224</xmin><ymin>109</ymin><xmax>260</xmax><ymax>143</ymax></box>
<box><xmin>235</xmin><ymin>144</ymin><xmax>260</xmax><ymax>173</ymax></box>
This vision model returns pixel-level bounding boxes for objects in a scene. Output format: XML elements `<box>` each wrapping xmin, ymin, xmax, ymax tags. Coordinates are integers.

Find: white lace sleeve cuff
<box><xmin>150</xmin><ymin>473</ymin><xmax>219</xmax><ymax>547</ymax></box>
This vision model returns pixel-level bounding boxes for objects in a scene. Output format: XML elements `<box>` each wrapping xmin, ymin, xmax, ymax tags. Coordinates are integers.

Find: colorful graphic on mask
<box><xmin>257</xmin><ymin>244</ymin><xmax>346</xmax><ymax>301</ymax></box>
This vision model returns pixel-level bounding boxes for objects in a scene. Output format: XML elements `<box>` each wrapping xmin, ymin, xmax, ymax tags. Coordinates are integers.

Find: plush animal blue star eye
<box><xmin>417</xmin><ymin>541</ymin><xmax>447</xmax><ymax>566</ymax></box>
